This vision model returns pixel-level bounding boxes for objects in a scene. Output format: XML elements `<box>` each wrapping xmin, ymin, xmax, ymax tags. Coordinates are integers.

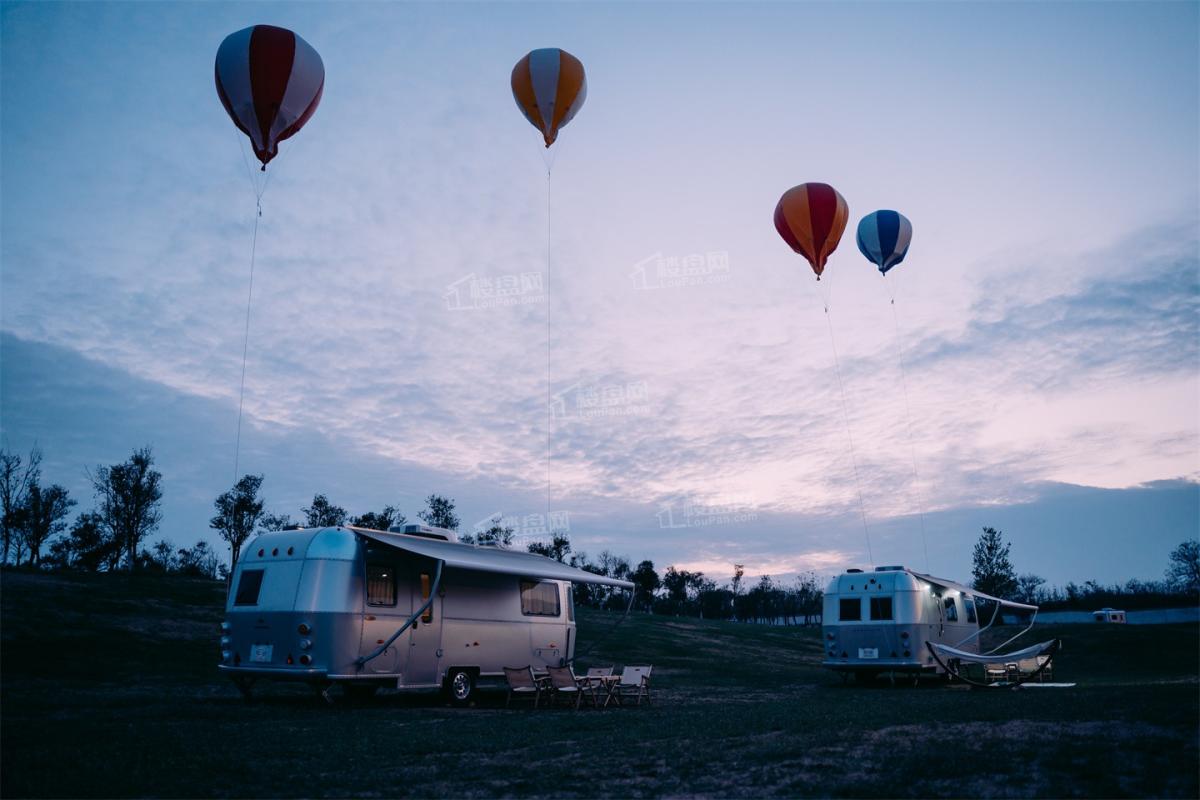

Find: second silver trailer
<box><xmin>217</xmin><ymin>524</ymin><xmax>633</xmax><ymax>703</ymax></box>
<box><xmin>822</xmin><ymin>565</ymin><xmax>1038</xmax><ymax>683</ymax></box>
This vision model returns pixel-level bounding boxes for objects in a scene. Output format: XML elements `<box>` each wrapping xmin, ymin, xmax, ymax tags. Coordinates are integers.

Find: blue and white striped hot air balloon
<box><xmin>856</xmin><ymin>210</ymin><xmax>913</xmax><ymax>275</ymax></box>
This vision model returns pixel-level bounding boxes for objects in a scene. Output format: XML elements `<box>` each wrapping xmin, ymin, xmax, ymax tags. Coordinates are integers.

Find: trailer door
<box><xmin>405</xmin><ymin>568</ymin><xmax>443</xmax><ymax>686</ymax></box>
<box><xmin>360</xmin><ymin>560</ymin><xmax>410</xmax><ymax>674</ymax></box>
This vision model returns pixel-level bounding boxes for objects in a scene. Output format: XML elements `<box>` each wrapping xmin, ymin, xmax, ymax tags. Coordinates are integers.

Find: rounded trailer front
<box><xmin>822</xmin><ymin>567</ymin><xmax>969</xmax><ymax>683</ymax></box>
<box><xmin>218</xmin><ymin>528</ymin><xmax>369</xmax><ymax>696</ymax></box>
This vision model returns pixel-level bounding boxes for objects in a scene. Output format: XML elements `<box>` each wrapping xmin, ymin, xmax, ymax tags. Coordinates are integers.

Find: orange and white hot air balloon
<box><xmin>511</xmin><ymin>48</ymin><xmax>587</xmax><ymax>148</ymax></box>
<box><xmin>774</xmin><ymin>183</ymin><xmax>850</xmax><ymax>279</ymax></box>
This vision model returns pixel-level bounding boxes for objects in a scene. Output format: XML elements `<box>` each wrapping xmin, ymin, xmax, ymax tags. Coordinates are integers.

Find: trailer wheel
<box><xmin>446</xmin><ymin>669</ymin><xmax>475</xmax><ymax>706</ymax></box>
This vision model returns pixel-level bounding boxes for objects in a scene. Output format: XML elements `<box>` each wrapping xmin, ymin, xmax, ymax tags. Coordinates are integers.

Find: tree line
<box><xmin>970</xmin><ymin>526</ymin><xmax>1199</xmax><ymax>610</ymax></box>
<box><xmin>1</xmin><ymin>445</ymin><xmax>170</xmax><ymax>573</ymax></box>
<box><xmin>6</xmin><ymin>446</ymin><xmax>1197</xmax><ymax>617</ymax></box>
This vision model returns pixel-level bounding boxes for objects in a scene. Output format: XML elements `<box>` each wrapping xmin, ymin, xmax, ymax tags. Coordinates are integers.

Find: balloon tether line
<box><xmin>549</xmin><ymin>165</ymin><xmax>552</xmax><ymax>522</ymax></box>
<box><xmin>231</xmin><ymin>133</ymin><xmax>274</xmax><ymax>486</ymax></box>
<box><xmin>545</xmin><ymin>158</ymin><xmax>553</xmax><ymax>522</ymax></box>
<box><xmin>232</xmin><ymin>199</ymin><xmax>260</xmax><ymax>485</ymax></box>
<box><xmin>882</xmin><ymin>273</ymin><xmax>930</xmax><ymax>571</ymax></box>
<box><xmin>810</xmin><ymin>274</ymin><xmax>873</xmax><ymax>565</ymax></box>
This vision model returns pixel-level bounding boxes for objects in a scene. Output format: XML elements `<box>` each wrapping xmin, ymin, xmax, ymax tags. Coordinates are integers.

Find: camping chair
<box><xmin>503</xmin><ymin>666</ymin><xmax>544</xmax><ymax>709</ymax></box>
<box><xmin>613</xmin><ymin>666</ymin><xmax>653</xmax><ymax>706</ymax></box>
<box><xmin>1015</xmin><ymin>655</ymin><xmax>1054</xmax><ymax>683</ymax></box>
<box><xmin>546</xmin><ymin>665</ymin><xmax>586</xmax><ymax>709</ymax></box>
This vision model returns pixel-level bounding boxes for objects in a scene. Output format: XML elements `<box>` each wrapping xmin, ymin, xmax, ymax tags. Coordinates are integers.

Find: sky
<box><xmin>1</xmin><ymin>1</ymin><xmax>1197</xmax><ymax>588</ymax></box>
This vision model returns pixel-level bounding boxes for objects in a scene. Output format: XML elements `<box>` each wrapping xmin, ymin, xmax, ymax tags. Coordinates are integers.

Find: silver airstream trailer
<box><xmin>216</xmin><ymin>524</ymin><xmax>633</xmax><ymax>703</ymax></box>
<box><xmin>822</xmin><ymin>566</ymin><xmax>1038</xmax><ymax>683</ymax></box>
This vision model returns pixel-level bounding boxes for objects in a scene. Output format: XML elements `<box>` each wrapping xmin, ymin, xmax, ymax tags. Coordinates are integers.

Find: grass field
<box><xmin>2</xmin><ymin>570</ymin><xmax>1197</xmax><ymax>798</ymax></box>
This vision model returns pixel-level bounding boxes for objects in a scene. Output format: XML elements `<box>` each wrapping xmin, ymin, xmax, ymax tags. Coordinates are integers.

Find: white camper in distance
<box><xmin>217</xmin><ymin>524</ymin><xmax>633</xmax><ymax>703</ymax></box>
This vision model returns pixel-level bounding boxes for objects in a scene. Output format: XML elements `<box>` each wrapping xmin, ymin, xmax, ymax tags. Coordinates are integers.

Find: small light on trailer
<box><xmin>286</xmin><ymin>654</ymin><xmax>294</xmax><ymax>665</ymax></box>
<box><xmin>297</xmin><ymin>623</ymin><xmax>312</xmax><ymax>635</ymax></box>
<box><xmin>826</xmin><ymin>633</ymin><xmax>835</xmax><ymax>641</ymax></box>
<box><xmin>904</xmin><ymin>650</ymin><xmax>911</xmax><ymax>658</ymax></box>
<box><xmin>258</xmin><ymin>549</ymin><xmax>264</xmax><ymax>557</ymax></box>
<box><xmin>221</xmin><ymin>650</ymin><xmax>231</xmax><ymax>662</ymax></box>
<box><xmin>287</xmin><ymin>546</ymin><xmax>294</xmax><ymax>556</ymax></box>
<box><xmin>299</xmin><ymin>654</ymin><xmax>312</xmax><ymax>666</ymax></box>
<box><xmin>900</xmin><ymin>631</ymin><xmax>909</xmax><ymax>639</ymax></box>
<box><xmin>220</xmin><ymin>636</ymin><xmax>231</xmax><ymax>648</ymax></box>
<box><xmin>272</xmin><ymin>548</ymin><xmax>279</xmax><ymax>556</ymax></box>
<box><xmin>299</xmin><ymin>639</ymin><xmax>312</xmax><ymax>651</ymax></box>
<box><xmin>220</xmin><ymin>621</ymin><xmax>231</xmax><ymax>633</ymax></box>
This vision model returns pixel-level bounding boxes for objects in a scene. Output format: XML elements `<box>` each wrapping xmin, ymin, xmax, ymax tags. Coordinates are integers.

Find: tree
<box><xmin>350</xmin><ymin>505</ymin><xmax>406</xmax><ymax>531</ymax></box>
<box><xmin>527</xmin><ymin>532</ymin><xmax>571</xmax><ymax>562</ymax></box>
<box><xmin>260</xmin><ymin>512</ymin><xmax>294</xmax><ymax>532</ymax></box>
<box><xmin>303</xmin><ymin>494</ymin><xmax>347</xmax><ymax>528</ymax></box>
<box><xmin>631</xmin><ymin>560</ymin><xmax>660</xmax><ymax>612</ymax></box>
<box><xmin>477</xmin><ymin>522</ymin><xmax>515</xmax><ymax>548</ymax></box>
<box><xmin>89</xmin><ymin>447</ymin><xmax>163</xmax><ymax>570</ymax></box>
<box><xmin>731</xmin><ymin>564</ymin><xmax>745</xmax><ymax>597</ymax></box>
<box><xmin>1165</xmin><ymin>540</ymin><xmax>1200</xmax><ymax>593</ymax></box>
<box><xmin>794</xmin><ymin>572</ymin><xmax>824</xmax><ymax>626</ymax></box>
<box><xmin>971</xmin><ymin>526</ymin><xmax>1017</xmax><ymax>598</ymax></box>
<box><xmin>0</xmin><ymin>445</ymin><xmax>41</xmax><ymax>564</ymax></box>
<box><xmin>69</xmin><ymin>512</ymin><xmax>112</xmax><ymax>571</ymax></box>
<box><xmin>19</xmin><ymin>482</ymin><xmax>75</xmax><ymax>567</ymax></box>
<box><xmin>176</xmin><ymin>540</ymin><xmax>219</xmax><ymax>579</ymax></box>
<box><xmin>145</xmin><ymin>539</ymin><xmax>176</xmax><ymax>572</ymax></box>
<box><xmin>210</xmin><ymin>474</ymin><xmax>265</xmax><ymax>571</ymax></box>
<box><xmin>1014</xmin><ymin>573</ymin><xmax>1046</xmax><ymax>606</ymax></box>
<box><xmin>417</xmin><ymin>494</ymin><xmax>459</xmax><ymax>531</ymax></box>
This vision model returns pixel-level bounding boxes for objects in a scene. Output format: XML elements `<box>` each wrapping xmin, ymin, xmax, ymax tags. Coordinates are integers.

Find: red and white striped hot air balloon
<box><xmin>215</xmin><ymin>25</ymin><xmax>324</xmax><ymax>169</ymax></box>
<box><xmin>511</xmin><ymin>48</ymin><xmax>587</xmax><ymax>148</ymax></box>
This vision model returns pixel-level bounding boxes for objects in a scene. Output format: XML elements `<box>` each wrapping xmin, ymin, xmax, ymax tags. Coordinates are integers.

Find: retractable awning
<box><xmin>352</xmin><ymin>528</ymin><xmax>634</xmax><ymax>590</ymax></box>
<box><xmin>909</xmin><ymin>570</ymin><xmax>1038</xmax><ymax>612</ymax></box>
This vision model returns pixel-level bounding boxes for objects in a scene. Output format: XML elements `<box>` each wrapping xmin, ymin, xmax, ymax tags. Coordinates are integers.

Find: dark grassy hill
<box><xmin>2</xmin><ymin>570</ymin><xmax>1197</xmax><ymax>798</ymax></box>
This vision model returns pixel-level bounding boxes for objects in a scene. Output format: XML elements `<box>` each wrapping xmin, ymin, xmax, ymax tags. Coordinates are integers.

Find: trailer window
<box><xmin>839</xmin><ymin>598</ymin><xmax>861</xmax><ymax>621</ymax></box>
<box><xmin>520</xmin><ymin>580</ymin><xmax>561</xmax><ymax>616</ymax></box>
<box><xmin>944</xmin><ymin>596</ymin><xmax>959</xmax><ymax>622</ymax></box>
<box><xmin>234</xmin><ymin>569</ymin><xmax>264</xmax><ymax>606</ymax></box>
<box><xmin>366</xmin><ymin>564</ymin><xmax>396</xmax><ymax>606</ymax></box>
<box><xmin>964</xmin><ymin>596</ymin><xmax>978</xmax><ymax>624</ymax></box>
<box><xmin>419</xmin><ymin>572</ymin><xmax>433</xmax><ymax>623</ymax></box>
<box><xmin>869</xmin><ymin>597</ymin><xmax>893</xmax><ymax>621</ymax></box>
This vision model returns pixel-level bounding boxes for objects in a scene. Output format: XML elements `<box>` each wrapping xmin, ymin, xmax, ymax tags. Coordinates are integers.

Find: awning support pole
<box><xmin>985</xmin><ymin>607</ymin><xmax>1038</xmax><ymax>655</ymax></box>
<box><xmin>953</xmin><ymin>596</ymin><xmax>1002</xmax><ymax>648</ymax></box>
<box><xmin>355</xmin><ymin>559</ymin><xmax>444</xmax><ymax>671</ymax></box>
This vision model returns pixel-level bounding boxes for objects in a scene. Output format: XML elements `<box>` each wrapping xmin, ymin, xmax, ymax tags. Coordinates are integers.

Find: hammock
<box><xmin>927</xmin><ymin>638</ymin><xmax>1061</xmax><ymax>688</ymax></box>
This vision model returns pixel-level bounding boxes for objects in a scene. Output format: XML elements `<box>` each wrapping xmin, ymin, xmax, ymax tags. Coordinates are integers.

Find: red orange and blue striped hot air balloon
<box><xmin>511</xmin><ymin>48</ymin><xmax>587</xmax><ymax>147</ymax></box>
<box><xmin>215</xmin><ymin>25</ymin><xmax>325</xmax><ymax>169</ymax></box>
<box><xmin>857</xmin><ymin>210</ymin><xmax>913</xmax><ymax>275</ymax></box>
<box><xmin>773</xmin><ymin>183</ymin><xmax>850</xmax><ymax>279</ymax></box>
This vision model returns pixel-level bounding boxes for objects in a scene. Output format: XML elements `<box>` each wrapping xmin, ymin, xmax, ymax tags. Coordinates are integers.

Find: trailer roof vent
<box><xmin>392</xmin><ymin>523</ymin><xmax>459</xmax><ymax>543</ymax></box>
<box><xmin>874</xmin><ymin>565</ymin><xmax>906</xmax><ymax>572</ymax></box>
<box><xmin>845</xmin><ymin>568</ymin><xmax>864</xmax><ymax>574</ymax></box>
